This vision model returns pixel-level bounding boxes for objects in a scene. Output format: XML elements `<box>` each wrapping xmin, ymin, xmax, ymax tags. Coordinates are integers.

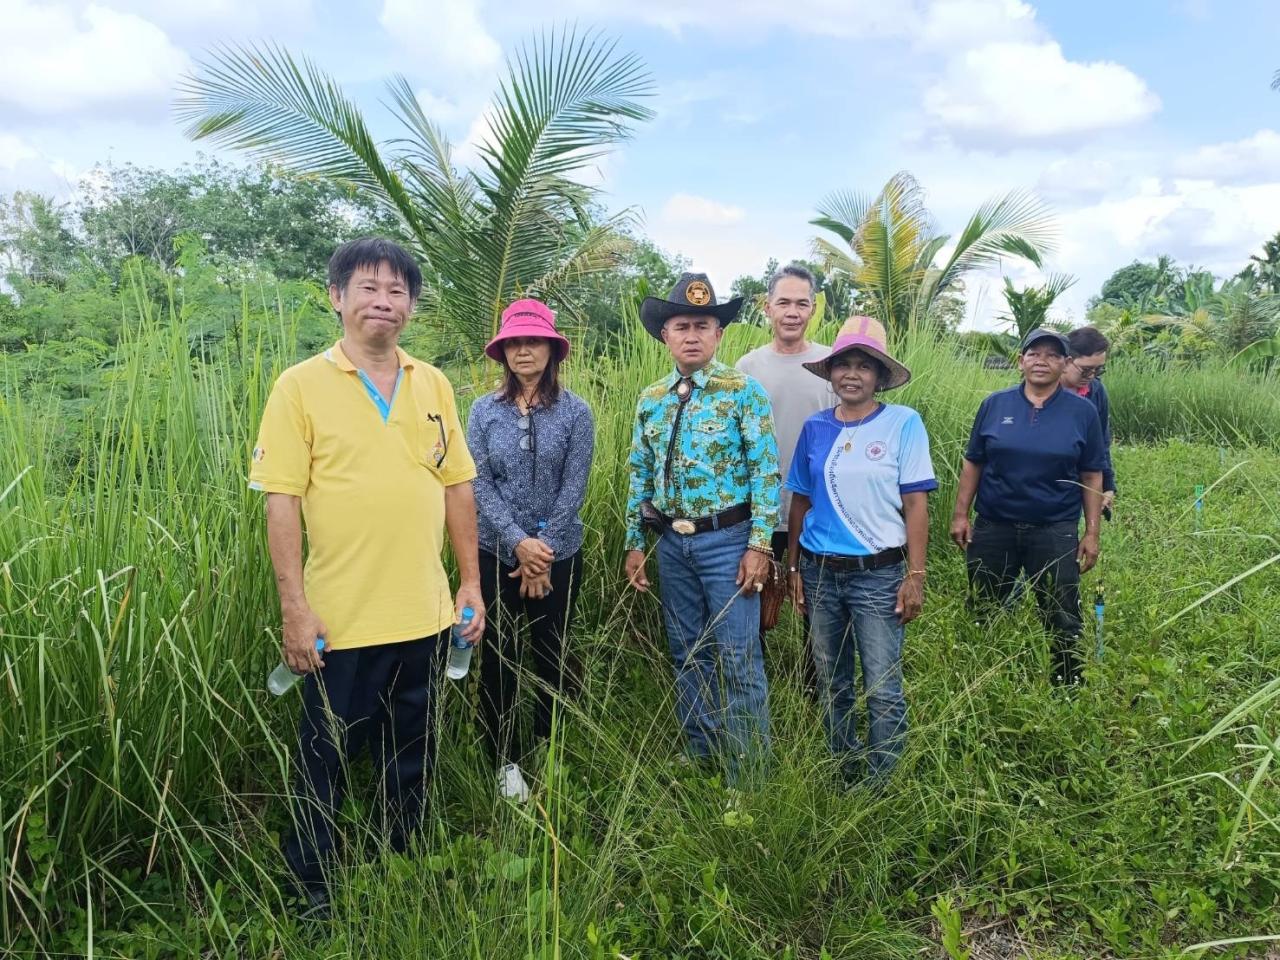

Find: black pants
<box><xmin>284</xmin><ymin>631</ymin><xmax>445</xmax><ymax>892</ymax></box>
<box><xmin>478</xmin><ymin>549</ymin><xmax>584</xmax><ymax>766</ymax></box>
<box><xmin>761</xmin><ymin>531</ymin><xmax>818</xmax><ymax>693</ymax></box>
<box><xmin>965</xmin><ymin>517</ymin><xmax>1084</xmax><ymax>684</ymax></box>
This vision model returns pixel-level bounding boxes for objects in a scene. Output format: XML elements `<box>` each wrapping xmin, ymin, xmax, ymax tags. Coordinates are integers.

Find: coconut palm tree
<box><xmin>809</xmin><ymin>171</ymin><xmax>1056</xmax><ymax>333</ymax></box>
<box><xmin>997</xmin><ymin>273</ymin><xmax>1076</xmax><ymax>341</ymax></box>
<box><xmin>176</xmin><ymin>30</ymin><xmax>654</xmax><ymax>356</ymax></box>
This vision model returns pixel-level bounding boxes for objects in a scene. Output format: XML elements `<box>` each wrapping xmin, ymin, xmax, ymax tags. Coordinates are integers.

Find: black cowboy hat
<box><xmin>639</xmin><ymin>272</ymin><xmax>744</xmax><ymax>340</ymax></box>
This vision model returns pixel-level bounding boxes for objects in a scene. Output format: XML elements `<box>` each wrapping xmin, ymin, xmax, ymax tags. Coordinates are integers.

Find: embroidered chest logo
<box><xmin>865</xmin><ymin>440</ymin><xmax>887</xmax><ymax>461</ymax></box>
<box><xmin>685</xmin><ymin>280</ymin><xmax>711</xmax><ymax>306</ymax></box>
<box><xmin>1001</xmin><ymin>416</ymin><xmax>1015</xmax><ymax>425</ymax></box>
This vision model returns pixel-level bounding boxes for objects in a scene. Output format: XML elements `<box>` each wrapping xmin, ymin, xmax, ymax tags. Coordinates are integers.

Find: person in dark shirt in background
<box><xmin>950</xmin><ymin>329</ymin><xmax>1105</xmax><ymax>686</ymax></box>
<box><xmin>1062</xmin><ymin>326</ymin><xmax>1116</xmax><ymax>517</ymax></box>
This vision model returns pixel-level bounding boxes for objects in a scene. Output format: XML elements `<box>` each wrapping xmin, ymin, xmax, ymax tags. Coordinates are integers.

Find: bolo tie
<box><xmin>662</xmin><ymin>377</ymin><xmax>695</xmax><ymax>493</ymax></box>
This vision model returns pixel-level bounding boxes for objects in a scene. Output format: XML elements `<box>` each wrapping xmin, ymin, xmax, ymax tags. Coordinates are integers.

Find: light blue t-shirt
<box><xmin>785</xmin><ymin>403</ymin><xmax>938</xmax><ymax>557</ymax></box>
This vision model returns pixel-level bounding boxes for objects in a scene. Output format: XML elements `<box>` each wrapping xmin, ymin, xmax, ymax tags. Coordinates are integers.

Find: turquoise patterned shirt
<box><xmin>626</xmin><ymin>359</ymin><xmax>781</xmax><ymax>551</ymax></box>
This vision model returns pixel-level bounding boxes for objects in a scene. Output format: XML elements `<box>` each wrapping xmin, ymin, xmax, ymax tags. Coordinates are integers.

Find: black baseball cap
<box><xmin>1019</xmin><ymin>328</ymin><xmax>1070</xmax><ymax>355</ymax></box>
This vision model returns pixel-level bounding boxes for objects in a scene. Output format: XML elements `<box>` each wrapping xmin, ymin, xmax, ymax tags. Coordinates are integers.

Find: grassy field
<box><xmin>1</xmin><ymin>282</ymin><xmax>1278</xmax><ymax>958</ymax></box>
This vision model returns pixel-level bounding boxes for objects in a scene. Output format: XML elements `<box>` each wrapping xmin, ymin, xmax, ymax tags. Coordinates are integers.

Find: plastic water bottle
<box><xmin>267</xmin><ymin>637</ymin><xmax>326</xmax><ymax>696</ymax></box>
<box><xmin>446</xmin><ymin>607</ymin><xmax>476</xmax><ymax>680</ymax></box>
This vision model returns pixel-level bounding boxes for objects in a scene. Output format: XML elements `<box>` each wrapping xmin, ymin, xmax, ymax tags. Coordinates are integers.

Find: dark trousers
<box><xmin>284</xmin><ymin>632</ymin><xmax>445</xmax><ymax>892</ymax></box>
<box><xmin>965</xmin><ymin>517</ymin><xmax>1084</xmax><ymax>684</ymax></box>
<box><xmin>478</xmin><ymin>549</ymin><xmax>584</xmax><ymax>766</ymax></box>
<box><xmin>762</xmin><ymin>531</ymin><xmax>818</xmax><ymax>693</ymax></box>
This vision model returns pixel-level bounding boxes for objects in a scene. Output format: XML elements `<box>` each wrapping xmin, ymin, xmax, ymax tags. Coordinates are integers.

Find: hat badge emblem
<box><xmin>685</xmin><ymin>280</ymin><xmax>711</xmax><ymax>306</ymax></box>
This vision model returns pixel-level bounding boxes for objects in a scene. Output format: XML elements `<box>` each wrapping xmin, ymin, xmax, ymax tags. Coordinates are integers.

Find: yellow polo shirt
<box><xmin>249</xmin><ymin>341</ymin><xmax>476</xmax><ymax>650</ymax></box>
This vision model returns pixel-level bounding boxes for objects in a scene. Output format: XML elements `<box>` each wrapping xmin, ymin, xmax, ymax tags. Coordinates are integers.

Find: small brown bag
<box><xmin>759</xmin><ymin>557</ymin><xmax>787</xmax><ymax>632</ymax></box>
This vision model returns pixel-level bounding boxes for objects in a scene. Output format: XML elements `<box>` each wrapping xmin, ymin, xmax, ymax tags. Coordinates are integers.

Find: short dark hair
<box><xmin>327</xmin><ymin>237</ymin><xmax>423</xmax><ymax>301</ymax></box>
<box><xmin>767</xmin><ymin>263</ymin><xmax>817</xmax><ymax>299</ymax></box>
<box><xmin>499</xmin><ymin>350</ymin><xmax>562</xmax><ymax>405</ymax></box>
<box><xmin>1068</xmin><ymin>325</ymin><xmax>1110</xmax><ymax>357</ymax></box>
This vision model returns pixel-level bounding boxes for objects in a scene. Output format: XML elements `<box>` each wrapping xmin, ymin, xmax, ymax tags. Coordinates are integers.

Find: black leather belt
<box><xmin>801</xmin><ymin>545</ymin><xmax>905</xmax><ymax>572</ymax></box>
<box><xmin>652</xmin><ymin>502</ymin><xmax>751</xmax><ymax>536</ymax></box>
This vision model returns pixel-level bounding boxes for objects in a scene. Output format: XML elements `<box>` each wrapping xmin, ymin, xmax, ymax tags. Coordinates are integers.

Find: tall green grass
<box><xmin>2</xmin><ymin>276</ymin><xmax>1278</xmax><ymax>957</ymax></box>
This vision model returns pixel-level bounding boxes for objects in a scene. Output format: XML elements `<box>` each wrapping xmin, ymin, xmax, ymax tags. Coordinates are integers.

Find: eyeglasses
<box><xmin>517</xmin><ymin>413</ymin><xmax>535</xmax><ymax>451</ymax></box>
<box><xmin>425</xmin><ymin>413</ymin><xmax>449</xmax><ymax>468</ymax></box>
<box><xmin>1071</xmin><ymin>360</ymin><xmax>1106</xmax><ymax>378</ymax></box>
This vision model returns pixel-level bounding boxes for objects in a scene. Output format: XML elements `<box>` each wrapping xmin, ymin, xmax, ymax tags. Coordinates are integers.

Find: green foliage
<box><xmin>176</xmin><ymin>31</ymin><xmax>655</xmax><ymax>359</ymax></box>
<box><xmin>997</xmin><ymin>273</ymin><xmax>1076</xmax><ymax>340</ymax></box>
<box><xmin>3</xmin><ymin>271</ymin><xmax>1280</xmax><ymax>957</ymax></box>
<box><xmin>811</xmin><ymin>171</ymin><xmax>1054</xmax><ymax>333</ymax></box>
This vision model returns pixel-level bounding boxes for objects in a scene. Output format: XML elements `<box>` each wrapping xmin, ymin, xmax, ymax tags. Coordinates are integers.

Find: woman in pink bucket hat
<box><xmin>467</xmin><ymin>298</ymin><xmax>595</xmax><ymax>803</ymax></box>
<box><xmin>783</xmin><ymin>315</ymin><xmax>938</xmax><ymax>786</ymax></box>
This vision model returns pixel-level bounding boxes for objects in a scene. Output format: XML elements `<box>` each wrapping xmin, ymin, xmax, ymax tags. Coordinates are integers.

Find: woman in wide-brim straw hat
<box><xmin>783</xmin><ymin>315</ymin><xmax>938</xmax><ymax>786</ymax></box>
<box><xmin>467</xmin><ymin>298</ymin><xmax>595</xmax><ymax>805</ymax></box>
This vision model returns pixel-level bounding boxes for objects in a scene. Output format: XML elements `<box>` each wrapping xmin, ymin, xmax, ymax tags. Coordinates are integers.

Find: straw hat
<box><xmin>802</xmin><ymin>315</ymin><xmax>911</xmax><ymax>390</ymax></box>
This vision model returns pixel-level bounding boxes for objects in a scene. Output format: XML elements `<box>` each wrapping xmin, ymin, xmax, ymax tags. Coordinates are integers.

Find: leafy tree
<box><xmin>0</xmin><ymin>192</ymin><xmax>82</xmax><ymax>286</ymax></box>
<box><xmin>75</xmin><ymin>160</ymin><xmax>391</xmax><ymax>281</ymax></box>
<box><xmin>176</xmin><ymin>31</ymin><xmax>654</xmax><ymax>357</ymax></box>
<box><xmin>573</xmin><ymin>231</ymin><xmax>687</xmax><ymax>351</ymax></box>
<box><xmin>1239</xmin><ymin>232</ymin><xmax>1280</xmax><ymax>294</ymax></box>
<box><xmin>997</xmin><ymin>274</ymin><xmax>1076</xmax><ymax>341</ymax></box>
<box><xmin>810</xmin><ymin>171</ymin><xmax>1054</xmax><ymax>333</ymax></box>
<box><xmin>1093</xmin><ymin>256</ymin><xmax>1181</xmax><ymax>310</ymax></box>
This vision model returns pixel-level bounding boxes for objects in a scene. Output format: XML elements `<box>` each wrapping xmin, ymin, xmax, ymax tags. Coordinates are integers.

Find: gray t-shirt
<box><xmin>737</xmin><ymin>342</ymin><xmax>835</xmax><ymax>532</ymax></box>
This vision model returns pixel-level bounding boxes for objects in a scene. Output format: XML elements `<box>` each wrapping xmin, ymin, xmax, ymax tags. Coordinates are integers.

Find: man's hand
<box><xmin>515</xmin><ymin>538</ymin><xmax>554</xmax><ymax>576</ymax></box>
<box><xmin>455</xmin><ymin>582</ymin><xmax>485</xmax><ymax>642</ymax></box>
<box><xmin>736</xmin><ymin>548</ymin><xmax>772</xmax><ymax>597</ymax></box>
<box><xmin>1077</xmin><ymin>532</ymin><xmax>1100</xmax><ymax>574</ymax></box>
<box><xmin>624</xmin><ymin>550</ymin><xmax>650</xmax><ymax>592</ymax></box>
<box><xmin>789</xmin><ymin>570</ymin><xmax>805</xmax><ymax>611</ymax></box>
<box><xmin>895</xmin><ymin>575</ymin><xmax>924</xmax><ymax>624</ymax></box>
<box><xmin>949</xmin><ymin>515</ymin><xmax>972</xmax><ymax>550</ymax></box>
<box><xmin>282</xmin><ymin>602</ymin><xmax>327</xmax><ymax>674</ymax></box>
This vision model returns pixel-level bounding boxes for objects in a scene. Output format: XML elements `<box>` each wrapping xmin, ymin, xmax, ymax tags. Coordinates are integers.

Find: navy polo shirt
<box><xmin>964</xmin><ymin>384</ymin><xmax>1106</xmax><ymax>523</ymax></box>
<box><xmin>1075</xmin><ymin>378</ymin><xmax>1116</xmax><ymax>493</ymax></box>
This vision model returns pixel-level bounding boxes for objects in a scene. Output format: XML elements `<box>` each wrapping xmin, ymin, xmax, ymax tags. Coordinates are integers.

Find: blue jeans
<box><xmin>800</xmin><ymin>555</ymin><xmax>906</xmax><ymax>781</ymax></box>
<box><xmin>655</xmin><ymin>521</ymin><xmax>770</xmax><ymax>782</ymax></box>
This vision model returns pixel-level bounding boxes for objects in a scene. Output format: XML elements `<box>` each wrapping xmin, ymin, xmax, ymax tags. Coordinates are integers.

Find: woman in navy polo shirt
<box><xmin>785</xmin><ymin>316</ymin><xmax>937</xmax><ymax>785</ymax></box>
<box><xmin>950</xmin><ymin>328</ymin><xmax>1106</xmax><ymax>686</ymax></box>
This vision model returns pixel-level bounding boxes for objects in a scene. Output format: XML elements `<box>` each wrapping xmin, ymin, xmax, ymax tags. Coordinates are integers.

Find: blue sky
<box><xmin>3</xmin><ymin>0</ymin><xmax>1279</xmax><ymax>327</ymax></box>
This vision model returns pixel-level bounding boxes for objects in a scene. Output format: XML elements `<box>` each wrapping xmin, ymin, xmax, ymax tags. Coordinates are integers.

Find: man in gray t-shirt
<box><xmin>736</xmin><ymin>263</ymin><xmax>834</xmax><ymax>692</ymax></box>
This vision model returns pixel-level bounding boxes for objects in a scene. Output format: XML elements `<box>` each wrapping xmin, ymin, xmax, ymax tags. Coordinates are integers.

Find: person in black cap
<box><xmin>950</xmin><ymin>328</ymin><xmax>1105</xmax><ymax>685</ymax></box>
<box><xmin>623</xmin><ymin>272</ymin><xmax>781</xmax><ymax>788</ymax></box>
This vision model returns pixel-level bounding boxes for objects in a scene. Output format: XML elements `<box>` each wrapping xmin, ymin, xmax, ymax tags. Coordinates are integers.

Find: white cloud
<box><xmin>0</xmin><ymin>1</ymin><xmax>189</xmax><ymax>116</ymax></box>
<box><xmin>380</xmin><ymin>0</ymin><xmax>500</xmax><ymax>76</ymax></box>
<box><xmin>924</xmin><ymin>40</ymin><xmax>1160</xmax><ymax>145</ymax></box>
<box><xmin>414</xmin><ymin>89</ymin><xmax>465</xmax><ymax>124</ymax></box>
<box><xmin>916</xmin><ymin>0</ymin><xmax>1037</xmax><ymax>50</ymax></box>
<box><xmin>553</xmin><ymin>0</ymin><xmax>920</xmax><ymax>38</ymax></box>
<box><xmin>0</xmin><ymin>134</ymin><xmax>39</xmax><ymax>171</ymax></box>
<box><xmin>1174</xmin><ymin>129</ymin><xmax>1280</xmax><ymax>186</ymax></box>
<box><xmin>111</xmin><ymin>0</ymin><xmax>313</xmax><ymax>35</ymax></box>
<box><xmin>1035</xmin><ymin>155</ymin><xmax>1125</xmax><ymax>203</ymax></box>
<box><xmin>660</xmin><ymin>193</ymin><xmax>747</xmax><ymax>225</ymax></box>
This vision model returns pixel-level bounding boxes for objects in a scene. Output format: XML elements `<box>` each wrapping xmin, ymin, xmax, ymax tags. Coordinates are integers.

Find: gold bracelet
<box><xmin>747</xmin><ymin>544</ymin><xmax>774</xmax><ymax>557</ymax></box>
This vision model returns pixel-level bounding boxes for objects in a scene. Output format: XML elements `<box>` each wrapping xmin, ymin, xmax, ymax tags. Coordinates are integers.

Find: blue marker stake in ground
<box><xmin>1194</xmin><ymin>484</ymin><xmax>1205</xmax><ymax>529</ymax></box>
<box><xmin>1094</xmin><ymin>587</ymin><xmax>1105</xmax><ymax>660</ymax></box>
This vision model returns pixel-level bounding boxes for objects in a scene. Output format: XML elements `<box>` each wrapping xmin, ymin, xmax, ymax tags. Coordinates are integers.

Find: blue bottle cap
<box><xmin>315</xmin><ymin>637</ymin><xmax>326</xmax><ymax>650</ymax></box>
<box><xmin>461</xmin><ymin>606</ymin><xmax>475</xmax><ymax>620</ymax></box>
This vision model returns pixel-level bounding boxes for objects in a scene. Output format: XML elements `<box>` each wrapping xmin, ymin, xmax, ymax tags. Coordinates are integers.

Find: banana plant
<box><xmin>176</xmin><ymin>29</ymin><xmax>654</xmax><ymax>357</ymax></box>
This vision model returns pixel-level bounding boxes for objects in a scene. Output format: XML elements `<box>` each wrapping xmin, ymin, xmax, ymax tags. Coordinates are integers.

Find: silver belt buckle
<box><xmin>671</xmin><ymin>519</ymin><xmax>697</xmax><ymax>535</ymax></box>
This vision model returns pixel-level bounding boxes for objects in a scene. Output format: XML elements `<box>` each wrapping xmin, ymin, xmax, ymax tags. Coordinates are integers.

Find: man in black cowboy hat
<box><xmin>624</xmin><ymin>272</ymin><xmax>781</xmax><ymax>786</ymax></box>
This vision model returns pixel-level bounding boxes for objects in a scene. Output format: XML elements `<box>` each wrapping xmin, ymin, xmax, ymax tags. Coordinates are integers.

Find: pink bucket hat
<box><xmin>802</xmin><ymin>315</ymin><xmax>911</xmax><ymax>390</ymax></box>
<box><xmin>484</xmin><ymin>299</ymin><xmax>571</xmax><ymax>363</ymax></box>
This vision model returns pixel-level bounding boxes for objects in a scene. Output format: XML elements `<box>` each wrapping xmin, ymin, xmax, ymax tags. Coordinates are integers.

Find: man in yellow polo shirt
<box><xmin>249</xmin><ymin>237</ymin><xmax>485</xmax><ymax>914</ymax></box>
